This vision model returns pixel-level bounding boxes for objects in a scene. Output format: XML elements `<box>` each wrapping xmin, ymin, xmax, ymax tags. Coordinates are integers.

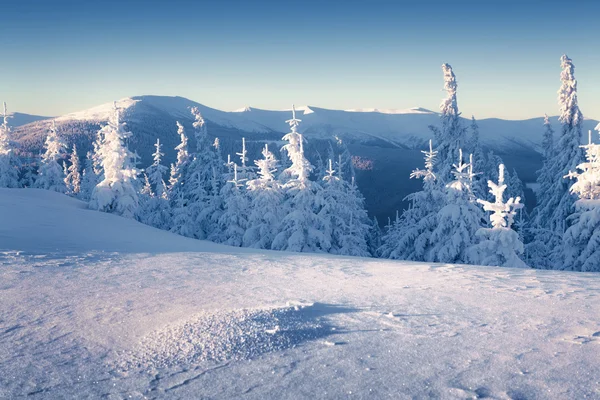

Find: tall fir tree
<box><xmin>89</xmin><ymin>102</ymin><xmax>139</xmax><ymax>218</ymax></box>
<box><xmin>80</xmin><ymin>151</ymin><xmax>100</xmax><ymax>201</ymax></box>
<box><xmin>243</xmin><ymin>144</ymin><xmax>283</xmax><ymax>249</ymax></box>
<box><xmin>217</xmin><ymin>163</ymin><xmax>248</xmax><ymax>246</ymax></box>
<box><xmin>146</xmin><ymin>138</ymin><xmax>169</xmax><ymax>200</ymax></box>
<box><xmin>272</xmin><ymin>106</ymin><xmax>330</xmax><ymax>253</ymax></box>
<box><xmin>35</xmin><ymin>120</ymin><xmax>67</xmax><ymax>193</ymax></box>
<box><xmin>0</xmin><ymin>103</ymin><xmax>20</xmax><ymax>188</ymax></box>
<box><xmin>429</xmin><ymin>64</ymin><xmax>467</xmax><ymax>185</ymax></box>
<box><xmin>529</xmin><ymin>55</ymin><xmax>584</xmax><ymax>268</ymax></box>
<box><xmin>64</xmin><ymin>144</ymin><xmax>81</xmax><ymax>196</ymax></box>
<box><xmin>561</xmin><ymin>128</ymin><xmax>600</xmax><ymax>271</ymax></box>
<box><xmin>379</xmin><ymin>140</ymin><xmax>445</xmax><ymax>260</ymax></box>
<box><xmin>429</xmin><ymin>149</ymin><xmax>483</xmax><ymax>263</ymax></box>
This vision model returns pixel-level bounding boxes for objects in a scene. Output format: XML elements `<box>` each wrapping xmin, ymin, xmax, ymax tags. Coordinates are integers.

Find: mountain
<box><xmin>2</xmin><ymin>188</ymin><xmax>599</xmax><ymax>398</ymax></box>
<box><xmin>5</xmin><ymin>112</ymin><xmax>51</xmax><ymax>127</ymax></box>
<box><xmin>11</xmin><ymin>95</ymin><xmax>600</xmax><ymax>221</ymax></box>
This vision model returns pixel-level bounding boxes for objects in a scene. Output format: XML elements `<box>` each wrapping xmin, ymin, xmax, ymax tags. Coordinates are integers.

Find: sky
<box><xmin>1</xmin><ymin>0</ymin><xmax>599</xmax><ymax>120</ymax></box>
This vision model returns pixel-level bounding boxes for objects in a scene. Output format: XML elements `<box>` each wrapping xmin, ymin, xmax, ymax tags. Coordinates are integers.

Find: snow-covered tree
<box><xmin>183</xmin><ymin>107</ymin><xmax>223</xmax><ymax>239</ymax></box>
<box><xmin>467</xmin><ymin>164</ymin><xmax>527</xmax><ymax>268</ymax></box>
<box><xmin>35</xmin><ymin>121</ymin><xmax>67</xmax><ymax>193</ymax></box>
<box><xmin>367</xmin><ymin>216</ymin><xmax>382</xmax><ymax>256</ymax></box>
<box><xmin>561</xmin><ymin>128</ymin><xmax>600</xmax><ymax>271</ymax></box>
<box><xmin>168</xmin><ymin>121</ymin><xmax>189</xmax><ymax>193</ymax></box>
<box><xmin>236</xmin><ymin>137</ymin><xmax>255</xmax><ymax>182</ymax></box>
<box><xmin>429</xmin><ymin>149</ymin><xmax>483</xmax><ymax>263</ymax></box>
<box><xmin>89</xmin><ymin>102</ymin><xmax>139</xmax><ymax>218</ymax></box>
<box><xmin>64</xmin><ymin>144</ymin><xmax>81</xmax><ymax>196</ymax></box>
<box><xmin>146</xmin><ymin>138</ymin><xmax>169</xmax><ymax>200</ymax></box>
<box><xmin>468</xmin><ymin>116</ymin><xmax>487</xmax><ymax>198</ymax></box>
<box><xmin>243</xmin><ymin>144</ymin><xmax>283</xmax><ymax>249</ymax></box>
<box><xmin>217</xmin><ymin>163</ymin><xmax>248</xmax><ymax>246</ymax></box>
<box><xmin>272</xmin><ymin>106</ymin><xmax>330</xmax><ymax>253</ymax></box>
<box><xmin>0</xmin><ymin>103</ymin><xmax>20</xmax><ymax>188</ymax></box>
<box><xmin>529</xmin><ymin>55</ymin><xmax>585</xmax><ymax>269</ymax></box>
<box><xmin>429</xmin><ymin>64</ymin><xmax>467</xmax><ymax>185</ymax></box>
<box><xmin>379</xmin><ymin>140</ymin><xmax>445</xmax><ymax>260</ymax></box>
<box><xmin>80</xmin><ymin>151</ymin><xmax>100</xmax><ymax>201</ymax></box>
<box><xmin>317</xmin><ymin>159</ymin><xmax>370</xmax><ymax>257</ymax></box>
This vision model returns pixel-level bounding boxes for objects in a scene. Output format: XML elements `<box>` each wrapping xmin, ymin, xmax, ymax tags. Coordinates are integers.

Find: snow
<box><xmin>1</xmin><ymin>188</ymin><xmax>600</xmax><ymax>398</ymax></box>
<box><xmin>55</xmin><ymin>98</ymin><xmax>140</xmax><ymax>122</ymax></box>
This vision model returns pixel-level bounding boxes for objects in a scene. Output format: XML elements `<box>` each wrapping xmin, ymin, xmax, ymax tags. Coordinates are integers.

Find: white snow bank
<box><xmin>0</xmin><ymin>188</ymin><xmax>224</xmax><ymax>253</ymax></box>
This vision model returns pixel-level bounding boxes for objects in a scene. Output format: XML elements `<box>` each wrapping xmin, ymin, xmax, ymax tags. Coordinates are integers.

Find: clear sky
<box><xmin>1</xmin><ymin>0</ymin><xmax>599</xmax><ymax>120</ymax></box>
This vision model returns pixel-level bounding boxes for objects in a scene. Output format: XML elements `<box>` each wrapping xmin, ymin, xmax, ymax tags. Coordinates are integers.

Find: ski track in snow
<box><xmin>1</xmin><ymin>191</ymin><xmax>600</xmax><ymax>398</ymax></box>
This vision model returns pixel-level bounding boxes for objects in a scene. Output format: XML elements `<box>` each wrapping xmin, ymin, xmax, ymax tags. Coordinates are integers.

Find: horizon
<box><xmin>2</xmin><ymin>0</ymin><xmax>599</xmax><ymax>120</ymax></box>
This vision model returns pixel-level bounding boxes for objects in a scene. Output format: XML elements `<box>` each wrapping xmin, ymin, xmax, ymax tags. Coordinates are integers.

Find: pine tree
<box><xmin>217</xmin><ymin>163</ymin><xmax>248</xmax><ymax>246</ymax></box>
<box><xmin>317</xmin><ymin>159</ymin><xmax>369</xmax><ymax>256</ymax></box>
<box><xmin>0</xmin><ymin>103</ymin><xmax>20</xmax><ymax>188</ymax></box>
<box><xmin>168</xmin><ymin>121</ymin><xmax>189</xmax><ymax>193</ymax></box>
<box><xmin>80</xmin><ymin>151</ymin><xmax>100</xmax><ymax>201</ymax></box>
<box><xmin>272</xmin><ymin>106</ymin><xmax>330</xmax><ymax>253</ymax></box>
<box><xmin>367</xmin><ymin>216</ymin><xmax>382</xmax><ymax>256</ymax></box>
<box><xmin>429</xmin><ymin>149</ymin><xmax>483</xmax><ymax>263</ymax></box>
<box><xmin>64</xmin><ymin>144</ymin><xmax>81</xmax><ymax>196</ymax></box>
<box><xmin>379</xmin><ymin>140</ymin><xmax>445</xmax><ymax>260</ymax></box>
<box><xmin>429</xmin><ymin>64</ymin><xmax>467</xmax><ymax>185</ymax></box>
<box><xmin>467</xmin><ymin>164</ymin><xmax>527</xmax><ymax>268</ymax></box>
<box><xmin>89</xmin><ymin>102</ymin><xmax>139</xmax><ymax>218</ymax></box>
<box><xmin>35</xmin><ymin>120</ymin><xmax>67</xmax><ymax>193</ymax></box>
<box><xmin>561</xmin><ymin>128</ymin><xmax>600</xmax><ymax>271</ymax></box>
<box><xmin>243</xmin><ymin>144</ymin><xmax>283</xmax><ymax>249</ymax></box>
<box><xmin>529</xmin><ymin>55</ymin><xmax>585</xmax><ymax>269</ymax></box>
<box><xmin>146</xmin><ymin>138</ymin><xmax>169</xmax><ymax>200</ymax></box>
<box><xmin>468</xmin><ymin>116</ymin><xmax>487</xmax><ymax>198</ymax></box>
<box><xmin>184</xmin><ymin>107</ymin><xmax>223</xmax><ymax>239</ymax></box>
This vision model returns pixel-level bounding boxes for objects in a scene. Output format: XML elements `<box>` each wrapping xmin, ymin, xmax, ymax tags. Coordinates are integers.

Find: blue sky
<box><xmin>1</xmin><ymin>0</ymin><xmax>599</xmax><ymax>119</ymax></box>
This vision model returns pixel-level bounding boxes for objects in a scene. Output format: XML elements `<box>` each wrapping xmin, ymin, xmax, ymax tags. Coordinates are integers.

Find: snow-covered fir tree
<box><xmin>367</xmin><ymin>216</ymin><xmax>382</xmax><ymax>256</ymax></box>
<box><xmin>146</xmin><ymin>138</ymin><xmax>169</xmax><ymax>200</ymax></box>
<box><xmin>317</xmin><ymin>159</ymin><xmax>370</xmax><ymax>257</ymax></box>
<box><xmin>379</xmin><ymin>140</ymin><xmax>445</xmax><ymax>260</ymax></box>
<box><xmin>217</xmin><ymin>163</ymin><xmax>248</xmax><ymax>246</ymax></box>
<box><xmin>35</xmin><ymin>121</ymin><xmax>67</xmax><ymax>193</ymax></box>
<box><xmin>243</xmin><ymin>144</ymin><xmax>283</xmax><ymax>249</ymax></box>
<box><xmin>272</xmin><ymin>106</ymin><xmax>330</xmax><ymax>253</ymax></box>
<box><xmin>183</xmin><ymin>107</ymin><xmax>223</xmax><ymax>239</ymax></box>
<box><xmin>80</xmin><ymin>151</ymin><xmax>100</xmax><ymax>201</ymax></box>
<box><xmin>0</xmin><ymin>103</ymin><xmax>20</xmax><ymax>188</ymax></box>
<box><xmin>168</xmin><ymin>121</ymin><xmax>189</xmax><ymax>193</ymax></box>
<box><xmin>468</xmin><ymin>116</ymin><xmax>487</xmax><ymax>198</ymax></box>
<box><xmin>467</xmin><ymin>164</ymin><xmax>527</xmax><ymax>268</ymax></box>
<box><xmin>64</xmin><ymin>144</ymin><xmax>81</xmax><ymax>196</ymax></box>
<box><xmin>529</xmin><ymin>55</ymin><xmax>584</xmax><ymax>269</ymax></box>
<box><xmin>561</xmin><ymin>128</ymin><xmax>600</xmax><ymax>272</ymax></box>
<box><xmin>429</xmin><ymin>149</ymin><xmax>483</xmax><ymax>263</ymax></box>
<box><xmin>429</xmin><ymin>64</ymin><xmax>467</xmax><ymax>184</ymax></box>
<box><xmin>89</xmin><ymin>102</ymin><xmax>139</xmax><ymax>218</ymax></box>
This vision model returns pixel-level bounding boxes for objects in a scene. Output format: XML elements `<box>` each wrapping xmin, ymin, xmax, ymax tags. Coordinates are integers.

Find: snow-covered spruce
<box><xmin>379</xmin><ymin>140</ymin><xmax>444</xmax><ymax>261</ymax></box>
<box><xmin>64</xmin><ymin>144</ymin><xmax>81</xmax><ymax>196</ymax></box>
<box><xmin>0</xmin><ymin>103</ymin><xmax>20</xmax><ymax>188</ymax></box>
<box><xmin>429</xmin><ymin>149</ymin><xmax>483</xmax><ymax>263</ymax></box>
<box><xmin>35</xmin><ymin>120</ymin><xmax>67</xmax><ymax>193</ymax></box>
<box><xmin>529</xmin><ymin>55</ymin><xmax>584</xmax><ymax>268</ymax></box>
<box><xmin>243</xmin><ymin>144</ymin><xmax>283</xmax><ymax>249</ymax></box>
<box><xmin>80</xmin><ymin>151</ymin><xmax>100</xmax><ymax>201</ymax></box>
<box><xmin>429</xmin><ymin>64</ymin><xmax>467</xmax><ymax>185</ymax></box>
<box><xmin>317</xmin><ymin>159</ymin><xmax>370</xmax><ymax>257</ymax></box>
<box><xmin>271</xmin><ymin>106</ymin><xmax>330</xmax><ymax>253</ymax></box>
<box><xmin>467</xmin><ymin>164</ymin><xmax>527</xmax><ymax>268</ymax></box>
<box><xmin>89</xmin><ymin>102</ymin><xmax>139</xmax><ymax>219</ymax></box>
<box><xmin>561</xmin><ymin>128</ymin><xmax>600</xmax><ymax>271</ymax></box>
<box><xmin>217</xmin><ymin>163</ymin><xmax>249</xmax><ymax>247</ymax></box>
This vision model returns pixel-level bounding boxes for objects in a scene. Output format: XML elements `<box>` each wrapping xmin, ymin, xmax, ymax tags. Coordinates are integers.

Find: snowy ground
<box><xmin>1</xmin><ymin>189</ymin><xmax>599</xmax><ymax>399</ymax></box>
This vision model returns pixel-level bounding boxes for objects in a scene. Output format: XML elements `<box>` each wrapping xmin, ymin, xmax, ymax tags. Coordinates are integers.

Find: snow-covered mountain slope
<box><xmin>4</xmin><ymin>112</ymin><xmax>51</xmax><ymax>127</ymax></box>
<box><xmin>1</xmin><ymin>188</ymin><xmax>599</xmax><ymax>398</ymax></box>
